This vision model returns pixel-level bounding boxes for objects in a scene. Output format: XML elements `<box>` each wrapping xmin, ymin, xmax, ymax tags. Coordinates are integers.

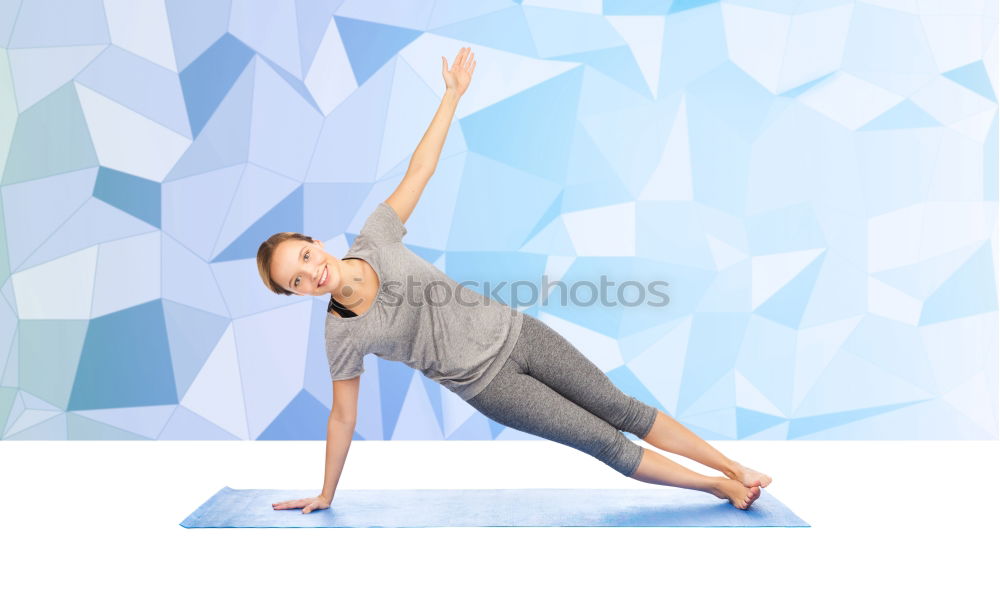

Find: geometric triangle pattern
<box><xmin>0</xmin><ymin>2</ymin><xmax>996</xmax><ymax>441</ymax></box>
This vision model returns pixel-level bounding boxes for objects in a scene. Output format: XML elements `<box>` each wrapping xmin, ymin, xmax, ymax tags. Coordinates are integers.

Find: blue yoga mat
<box><xmin>180</xmin><ymin>486</ymin><xmax>809</xmax><ymax>528</ymax></box>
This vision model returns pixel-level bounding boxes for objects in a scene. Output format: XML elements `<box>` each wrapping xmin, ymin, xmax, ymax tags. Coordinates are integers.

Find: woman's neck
<box><xmin>330</xmin><ymin>258</ymin><xmax>375</xmax><ymax>316</ymax></box>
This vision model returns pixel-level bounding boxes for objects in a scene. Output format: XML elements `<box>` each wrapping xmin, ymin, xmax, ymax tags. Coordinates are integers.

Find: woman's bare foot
<box><xmin>712</xmin><ymin>478</ymin><xmax>762</xmax><ymax>510</ymax></box>
<box><xmin>726</xmin><ymin>461</ymin><xmax>772</xmax><ymax>488</ymax></box>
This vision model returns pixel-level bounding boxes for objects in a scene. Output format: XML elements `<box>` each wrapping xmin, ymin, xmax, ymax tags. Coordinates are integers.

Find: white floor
<box><xmin>2</xmin><ymin>440</ymin><xmax>997</xmax><ymax>592</ymax></box>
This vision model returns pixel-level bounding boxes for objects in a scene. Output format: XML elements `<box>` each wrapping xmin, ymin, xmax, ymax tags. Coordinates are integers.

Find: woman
<box><xmin>259</xmin><ymin>48</ymin><xmax>771</xmax><ymax>515</ymax></box>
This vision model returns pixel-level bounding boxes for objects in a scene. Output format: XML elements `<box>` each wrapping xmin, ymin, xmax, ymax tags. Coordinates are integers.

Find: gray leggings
<box><xmin>467</xmin><ymin>314</ymin><xmax>659</xmax><ymax>477</ymax></box>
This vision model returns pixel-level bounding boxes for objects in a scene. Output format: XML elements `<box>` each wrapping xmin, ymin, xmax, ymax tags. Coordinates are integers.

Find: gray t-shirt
<box><xmin>324</xmin><ymin>201</ymin><xmax>524</xmax><ymax>401</ymax></box>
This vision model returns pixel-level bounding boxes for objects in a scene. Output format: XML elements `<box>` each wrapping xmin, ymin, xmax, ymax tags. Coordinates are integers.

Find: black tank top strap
<box><xmin>328</xmin><ymin>295</ymin><xmax>357</xmax><ymax>317</ymax></box>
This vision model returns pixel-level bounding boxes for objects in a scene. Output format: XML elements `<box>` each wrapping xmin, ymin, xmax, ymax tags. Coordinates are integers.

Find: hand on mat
<box><xmin>442</xmin><ymin>46</ymin><xmax>475</xmax><ymax>96</ymax></box>
<box><xmin>272</xmin><ymin>495</ymin><xmax>331</xmax><ymax>514</ymax></box>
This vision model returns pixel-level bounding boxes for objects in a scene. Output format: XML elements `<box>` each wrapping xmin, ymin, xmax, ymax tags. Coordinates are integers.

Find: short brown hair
<box><xmin>257</xmin><ymin>232</ymin><xmax>315</xmax><ymax>295</ymax></box>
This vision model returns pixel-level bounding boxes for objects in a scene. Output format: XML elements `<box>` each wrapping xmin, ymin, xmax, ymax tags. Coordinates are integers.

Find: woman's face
<box><xmin>269</xmin><ymin>238</ymin><xmax>342</xmax><ymax>296</ymax></box>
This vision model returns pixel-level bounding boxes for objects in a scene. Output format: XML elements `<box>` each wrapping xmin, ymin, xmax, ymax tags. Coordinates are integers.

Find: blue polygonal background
<box><xmin>0</xmin><ymin>0</ymin><xmax>996</xmax><ymax>441</ymax></box>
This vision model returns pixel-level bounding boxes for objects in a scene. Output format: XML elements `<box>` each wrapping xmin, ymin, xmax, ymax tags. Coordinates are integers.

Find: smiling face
<box><xmin>268</xmin><ymin>238</ymin><xmax>341</xmax><ymax>297</ymax></box>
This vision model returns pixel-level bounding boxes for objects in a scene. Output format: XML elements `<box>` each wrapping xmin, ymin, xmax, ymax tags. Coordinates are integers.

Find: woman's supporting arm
<box><xmin>320</xmin><ymin>414</ymin><xmax>356</xmax><ymax>501</ymax></box>
<box><xmin>320</xmin><ymin>376</ymin><xmax>360</xmax><ymax>500</ymax></box>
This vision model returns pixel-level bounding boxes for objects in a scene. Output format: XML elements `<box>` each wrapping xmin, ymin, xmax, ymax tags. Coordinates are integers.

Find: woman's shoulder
<box><xmin>324</xmin><ymin>308</ymin><xmax>354</xmax><ymax>331</ymax></box>
<box><xmin>357</xmin><ymin>201</ymin><xmax>407</xmax><ymax>245</ymax></box>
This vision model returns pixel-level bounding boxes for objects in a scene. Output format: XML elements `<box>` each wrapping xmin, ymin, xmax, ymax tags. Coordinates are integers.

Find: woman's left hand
<box><xmin>442</xmin><ymin>46</ymin><xmax>476</xmax><ymax>96</ymax></box>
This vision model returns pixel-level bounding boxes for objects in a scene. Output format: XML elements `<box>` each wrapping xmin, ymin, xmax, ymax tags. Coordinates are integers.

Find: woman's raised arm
<box><xmin>386</xmin><ymin>47</ymin><xmax>476</xmax><ymax>224</ymax></box>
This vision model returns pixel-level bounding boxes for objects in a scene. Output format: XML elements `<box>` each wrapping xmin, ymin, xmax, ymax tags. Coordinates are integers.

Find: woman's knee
<box><xmin>593</xmin><ymin>430</ymin><xmax>644</xmax><ymax>476</ymax></box>
<box><xmin>634</xmin><ymin>403</ymin><xmax>658</xmax><ymax>438</ymax></box>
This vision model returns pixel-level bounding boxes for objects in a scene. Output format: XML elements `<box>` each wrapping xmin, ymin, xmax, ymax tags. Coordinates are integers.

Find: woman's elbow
<box><xmin>329</xmin><ymin>410</ymin><xmax>357</xmax><ymax>425</ymax></box>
